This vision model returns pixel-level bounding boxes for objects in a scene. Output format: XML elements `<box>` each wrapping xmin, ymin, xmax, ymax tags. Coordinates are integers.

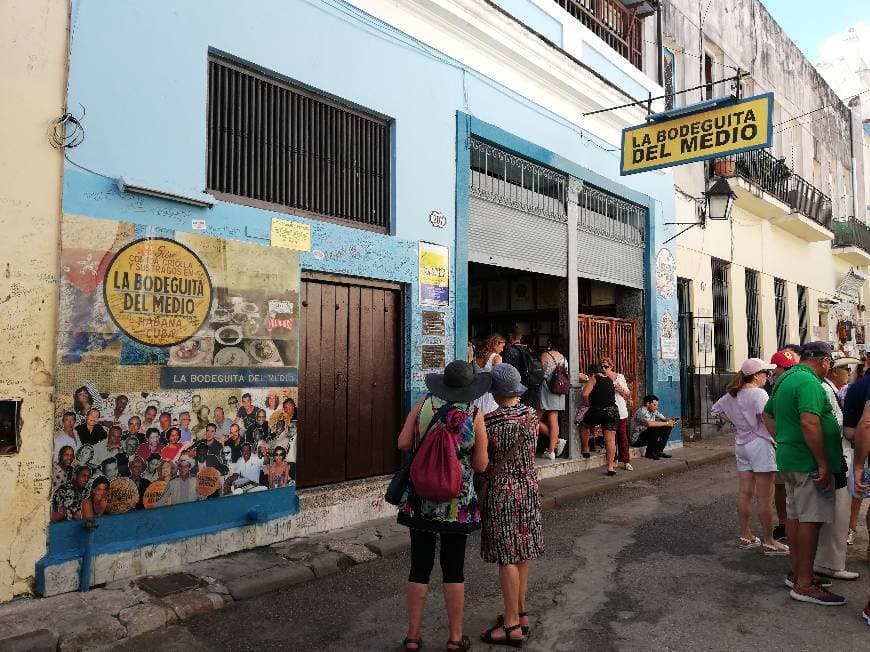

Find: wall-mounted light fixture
<box><xmin>663</xmin><ymin>176</ymin><xmax>736</xmax><ymax>244</ymax></box>
<box><xmin>704</xmin><ymin>177</ymin><xmax>737</xmax><ymax>221</ymax></box>
<box><xmin>117</xmin><ymin>177</ymin><xmax>216</xmax><ymax>208</ymax></box>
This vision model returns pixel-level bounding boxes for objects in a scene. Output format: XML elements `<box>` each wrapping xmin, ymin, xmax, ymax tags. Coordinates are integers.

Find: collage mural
<box><xmin>51</xmin><ymin>215</ymin><xmax>301</xmax><ymax>522</ymax></box>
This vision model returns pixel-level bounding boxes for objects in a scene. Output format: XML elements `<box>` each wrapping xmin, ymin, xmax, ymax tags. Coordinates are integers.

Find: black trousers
<box><xmin>408</xmin><ymin>528</ymin><xmax>467</xmax><ymax>584</ymax></box>
<box><xmin>638</xmin><ymin>426</ymin><xmax>671</xmax><ymax>456</ymax></box>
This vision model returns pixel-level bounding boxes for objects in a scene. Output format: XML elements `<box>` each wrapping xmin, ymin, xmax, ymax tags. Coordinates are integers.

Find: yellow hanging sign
<box><xmin>620</xmin><ymin>93</ymin><xmax>773</xmax><ymax>175</ymax></box>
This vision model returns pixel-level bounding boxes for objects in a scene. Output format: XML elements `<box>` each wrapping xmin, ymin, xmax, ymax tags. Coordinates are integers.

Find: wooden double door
<box><xmin>297</xmin><ymin>274</ymin><xmax>402</xmax><ymax>487</ymax></box>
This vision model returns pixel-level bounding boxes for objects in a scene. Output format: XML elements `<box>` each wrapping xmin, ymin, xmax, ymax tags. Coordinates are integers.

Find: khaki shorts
<box><xmin>781</xmin><ymin>472</ymin><xmax>834</xmax><ymax>523</ymax></box>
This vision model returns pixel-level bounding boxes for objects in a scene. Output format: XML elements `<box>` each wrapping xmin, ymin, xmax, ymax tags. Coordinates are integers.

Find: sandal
<box><xmin>737</xmin><ymin>536</ymin><xmax>761</xmax><ymax>550</ymax></box>
<box><xmin>481</xmin><ymin>624</ymin><xmax>524</xmax><ymax>648</ymax></box>
<box><xmin>403</xmin><ymin>638</ymin><xmax>423</xmax><ymax>650</ymax></box>
<box><xmin>446</xmin><ymin>635</ymin><xmax>470</xmax><ymax>651</ymax></box>
<box><xmin>496</xmin><ymin>612</ymin><xmax>530</xmax><ymax>636</ymax></box>
<box><xmin>762</xmin><ymin>542</ymin><xmax>790</xmax><ymax>556</ymax></box>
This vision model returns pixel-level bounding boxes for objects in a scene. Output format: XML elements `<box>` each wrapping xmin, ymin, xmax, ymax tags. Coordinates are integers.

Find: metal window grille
<box><xmin>711</xmin><ymin>258</ymin><xmax>731</xmax><ymax>372</ymax></box>
<box><xmin>774</xmin><ymin>278</ymin><xmax>788</xmax><ymax>349</ymax></box>
<box><xmin>207</xmin><ymin>57</ymin><xmax>391</xmax><ymax>232</ymax></box>
<box><xmin>745</xmin><ymin>269</ymin><xmax>761</xmax><ymax>359</ymax></box>
<box><xmin>797</xmin><ymin>284</ymin><xmax>808</xmax><ymax>344</ymax></box>
<box><xmin>577</xmin><ymin>183</ymin><xmax>645</xmax><ymax>246</ymax></box>
<box><xmin>553</xmin><ymin>0</ymin><xmax>643</xmax><ymax>70</ymax></box>
<box><xmin>470</xmin><ymin>138</ymin><xmax>567</xmax><ymax>221</ymax></box>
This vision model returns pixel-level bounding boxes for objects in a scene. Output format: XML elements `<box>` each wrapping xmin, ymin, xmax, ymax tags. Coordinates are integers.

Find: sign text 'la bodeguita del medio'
<box><xmin>620</xmin><ymin>93</ymin><xmax>773</xmax><ymax>175</ymax></box>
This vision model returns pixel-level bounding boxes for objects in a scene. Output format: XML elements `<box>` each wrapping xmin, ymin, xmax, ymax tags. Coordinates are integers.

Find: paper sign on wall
<box><xmin>419</xmin><ymin>242</ymin><xmax>449</xmax><ymax>306</ymax></box>
<box><xmin>271</xmin><ymin>218</ymin><xmax>311</xmax><ymax>252</ymax></box>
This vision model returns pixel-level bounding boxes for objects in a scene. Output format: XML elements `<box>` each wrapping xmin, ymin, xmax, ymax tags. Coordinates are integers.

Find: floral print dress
<box><xmin>397</xmin><ymin>395</ymin><xmax>481</xmax><ymax>534</ymax></box>
<box><xmin>481</xmin><ymin>404</ymin><xmax>544</xmax><ymax>564</ymax></box>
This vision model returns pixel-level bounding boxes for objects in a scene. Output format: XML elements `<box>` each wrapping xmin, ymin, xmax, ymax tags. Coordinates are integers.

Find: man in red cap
<box><xmin>766</xmin><ymin>345</ymin><xmax>801</xmax><ymax>540</ymax></box>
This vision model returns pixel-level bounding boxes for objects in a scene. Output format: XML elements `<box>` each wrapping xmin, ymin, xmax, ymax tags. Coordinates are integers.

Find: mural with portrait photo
<box><xmin>51</xmin><ymin>215</ymin><xmax>301</xmax><ymax>523</ymax></box>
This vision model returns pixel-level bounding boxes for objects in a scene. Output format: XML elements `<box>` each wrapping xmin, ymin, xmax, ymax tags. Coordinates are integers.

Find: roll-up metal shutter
<box><xmin>576</xmin><ymin>183</ymin><xmax>645</xmax><ymax>289</ymax></box>
<box><xmin>468</xmin><ymin>139</ymin><xmax>568</xmax><ymax>277</ymax></box>
<box><xmin>469</xmin><ymin>197</ymin><xmax>568</xmax><ymax>276</ymax></box>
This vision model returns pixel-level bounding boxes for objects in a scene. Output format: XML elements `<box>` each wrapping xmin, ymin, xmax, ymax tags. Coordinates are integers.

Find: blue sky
<box><xmin>760</xmin><ymin>0</ymin><xmax>868</xmax><ymax>60</ymax></box>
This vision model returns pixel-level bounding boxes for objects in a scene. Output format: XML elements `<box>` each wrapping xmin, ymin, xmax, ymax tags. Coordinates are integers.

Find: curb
<box><xmin>541</xmin><ymin>449</ymin><xmax>733</xmax><ymax>508</ymax></box>
<box><xmin>0</xmin><ymin>446</ymin><xmax>730</xmax><ymax>650</ymax></box>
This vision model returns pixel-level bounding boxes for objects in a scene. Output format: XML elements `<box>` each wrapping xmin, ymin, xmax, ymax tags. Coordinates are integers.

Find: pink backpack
<box><xmin>410</xmin><ymin>403</ymin><xmax>465</xmax><ymax>502</ymax></box>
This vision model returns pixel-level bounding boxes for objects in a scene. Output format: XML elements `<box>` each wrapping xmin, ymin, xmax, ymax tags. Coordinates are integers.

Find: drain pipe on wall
<box><xmin>848</xmin><ymin>99</ymin><xmax>860</xmax><ymax>220</ymax></box>
<box><xmin>79</xmin><ymin>518</ymin><xmax>99</xmax><ymax>592</ymax></box>
<box><xmin>655</xmin><ymin>0</ymin><xmax>664</xmax><ymax>87</ymax></box>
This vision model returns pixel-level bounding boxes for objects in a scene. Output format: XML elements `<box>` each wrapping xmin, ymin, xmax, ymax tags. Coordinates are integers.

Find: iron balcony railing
<box><xmin>553</xmin><ymin>0</ymin><xmax>643</xmax><ymax>69</ymax></box>
<box><xmin>710</xmin><ymin>148</ymin><xmax>833</xmax><ymax>230</ymax></box>
<box><xmin>832</xmin><ymin>218</ymin><xmax>870</xmax><ymax>254</ymax></box>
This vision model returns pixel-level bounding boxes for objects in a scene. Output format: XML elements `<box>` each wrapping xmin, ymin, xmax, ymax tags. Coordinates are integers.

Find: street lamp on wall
<box><xmin>704</xmin><ymin>177</ymin><xmax>736</xmax><ymax>221</ymax></box>
<box><xmin>663</xmin><ymin>176</ymin><xmax>735</xmax><ymax>244</ymax></box>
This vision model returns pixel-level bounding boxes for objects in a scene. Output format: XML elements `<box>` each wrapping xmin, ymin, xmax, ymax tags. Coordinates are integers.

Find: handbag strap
<box><xmin>485</xmin><ymin>410</ymin><xmax>534</xmax><ymax>480</ymax></box>
<box><xmin>413</xmin><ymin>398</ymin><xmax>456</xmax><ymax>451</ymax></box>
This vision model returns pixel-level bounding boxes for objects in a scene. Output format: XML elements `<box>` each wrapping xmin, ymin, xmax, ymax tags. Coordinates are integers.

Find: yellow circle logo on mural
<box><xmin>142</xmin><ymin>480</ymin><xmax>168</xmax><ymax>509</ymax></box>
<box><xmin>103</xmin><ymin>238</ymin><xmax>213</xmax><ymax>347</ymax></box>
<box><xmin>106</xmin><ymin>477</ymin><xmax>139</xmax><ymax>514</ymax></box>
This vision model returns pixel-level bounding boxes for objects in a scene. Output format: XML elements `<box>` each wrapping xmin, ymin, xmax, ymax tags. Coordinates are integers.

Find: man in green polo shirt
<box><xmin>763</xmin><ymin>341</ymin><xmax>845</xmax><ymax>606</ymax></box>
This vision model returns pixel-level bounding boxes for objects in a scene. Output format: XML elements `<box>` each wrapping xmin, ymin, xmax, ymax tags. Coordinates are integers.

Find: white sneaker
<box><xmin>541</xmin><ymin>450</ymin><xmax>556</xmax><ymax>461</ymax></box>
<box><xmin>555</xmin><ymin>438</ymin><xmax>567</xmax><ymax>456</ymax></box>
<box><xmin>814</xmin><ymin>567</ymin><xmax>860</xmax><ymax>581</ymax></box>
<box><xmin>622</xmin><ymin>462</ymin><xmax>634</xmax><ymax>471</ymax></box>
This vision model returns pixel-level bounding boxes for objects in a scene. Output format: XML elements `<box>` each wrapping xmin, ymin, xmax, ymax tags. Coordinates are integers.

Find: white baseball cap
<box><xmin>740</xmin><ymin>358</ymin><xmax>777</xmax><ymax>375</ymax></box>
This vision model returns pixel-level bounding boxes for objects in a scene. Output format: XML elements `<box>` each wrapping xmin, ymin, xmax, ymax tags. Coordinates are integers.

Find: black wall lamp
<box><xmin>664</xmin><ymin>176</ymin><xmax>736</xmax><ymax>244</ymax></box>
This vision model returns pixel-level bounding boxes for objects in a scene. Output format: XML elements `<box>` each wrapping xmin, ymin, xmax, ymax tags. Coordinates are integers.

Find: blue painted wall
<box><xmin>64</xmin><ymin>0</ymin><xmax>680</xmax><ymax>449</ymax></box>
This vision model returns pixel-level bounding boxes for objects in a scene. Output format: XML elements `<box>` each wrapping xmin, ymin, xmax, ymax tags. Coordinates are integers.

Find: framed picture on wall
<box><xmin>537</xmin><ymin>281</ymin><xmax>560</xmax><ymax>309</ymax></box>
<box><xmin>488</xmin><ymin>279</ymin><xmax>509</xmax><ymax>312</ymax></box>
<box><xmin>510</xmin><ymin>277</ymin><xmax>534</xmax><ymax>311</ymax></box>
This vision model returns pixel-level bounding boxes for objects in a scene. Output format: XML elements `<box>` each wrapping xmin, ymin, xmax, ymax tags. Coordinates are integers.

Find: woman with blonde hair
<box><xmin>600</xmin><ymin>357</ymin><xmax>633</xmax><ymax>471</ymax></box>
<box><xmin>472</xmin><ymin>333</ymin><xmax>505</xmax><ymax>416</ymax></box>
<box><xmin>711</xmin><ymin>358</ymin><xmax>789</xmax><ymax>555</ymax></box>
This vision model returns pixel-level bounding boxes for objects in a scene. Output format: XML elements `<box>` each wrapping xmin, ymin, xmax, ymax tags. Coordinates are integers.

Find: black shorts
<box><xmin>583</xmin><ymin>405</ymin><xmax>619</xmax><ymax>431</ymax></box>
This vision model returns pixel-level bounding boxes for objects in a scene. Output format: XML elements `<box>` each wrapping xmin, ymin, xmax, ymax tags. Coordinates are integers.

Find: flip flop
<box><xmin>403</xmin><ymin>638</ymin><xmax>423</xmax><ymax>651</ymax></box>
<box><xmin>737</xmin><ymin>536</ymin><xmax>761</xmax><ymax>549</ymax></box>
<box><xmin>763</xmin><ymin>543</ymin><xmax>790</xmax><ymax>556</ymax></box>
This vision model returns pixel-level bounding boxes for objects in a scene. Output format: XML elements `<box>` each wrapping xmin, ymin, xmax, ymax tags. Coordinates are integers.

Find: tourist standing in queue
<box><xmin>539</xmin><ymin>338</ymin><xmax>567</xmax><ymax>461</ymax></box>
<box><xmin>396</xmin><ymin>360</ymin><xmax>489</xmax><ymax>652</ymax></box>
<box><xmin>479</xmin><ymin>364</ymin><xmax>543</xmax><ymax>646</ymax></box>
<box><xmin>478</xmin><ymin>364</ymin><xmax>543</xmax><ymax>647</ymax></box>
<box><xmin>815</xmin><ymin>355</ymin><xmax>861</xmax><ymax>581</ymax></box>
<box><xmin>766</xmin><ymin>347</ymin><xmax>800</xmax><ymax>541</ymax></box>
<box><xmin>601</xmin><ymin>357</ymin><xmax>633</xmax><ymax>471</ymax></box>
<box><xmin>580</xmin><ymin>364</ymin><xmax>619</xmax><ymax>475</ymax></box>
<box><xmin>710</xmin><ymin>358</ymin><xmax>789</xmax><ymax>555</ymax></box>
<box><xmin>841</xmin><ymin>378</ymin><xmax>870</xmax><ymax>625</ymax></box>
<box><xmin>472</xmin><ymin>334</ymin><xmax>504</xmax><ymax>416</ymax></box>
<box><xmin>762</xmin><ymin>342</ymin><xmax>845</xmax><ymax>606</ymax></box>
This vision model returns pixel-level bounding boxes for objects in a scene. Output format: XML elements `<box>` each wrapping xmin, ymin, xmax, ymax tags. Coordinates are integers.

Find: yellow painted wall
<box><xmin>677</xmin><ymin>213</ymin><xmax>867</xmax><ymax>370</ymax></box>
<box><xmin>0</xmin><ymin>0</ymin><xmax>67</xmax><ymax>601</ymax></box>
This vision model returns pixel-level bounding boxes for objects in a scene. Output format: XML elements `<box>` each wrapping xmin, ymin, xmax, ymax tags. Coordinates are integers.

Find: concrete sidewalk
<box><xmin>0</xmin><ymin>439</ymin><xmax>733</xmax><ymax>651</ymax></box>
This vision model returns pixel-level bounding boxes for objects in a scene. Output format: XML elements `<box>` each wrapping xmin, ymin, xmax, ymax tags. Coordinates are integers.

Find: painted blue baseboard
<box><xmin>35</xmin><ymin>487</ymin><xmax>298</xmax><ymax>595</ymax></box>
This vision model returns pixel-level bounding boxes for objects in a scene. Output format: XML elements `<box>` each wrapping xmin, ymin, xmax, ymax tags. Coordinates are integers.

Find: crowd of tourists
<box><xmin>391</xmin><ymin>329</ymin><xmax>687</xmax><ymax>650</ymax></box>
<box><xmin>711</xmin><ymin>341</ymin><xmax>869</xmax><ymax>625</ymax></box>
